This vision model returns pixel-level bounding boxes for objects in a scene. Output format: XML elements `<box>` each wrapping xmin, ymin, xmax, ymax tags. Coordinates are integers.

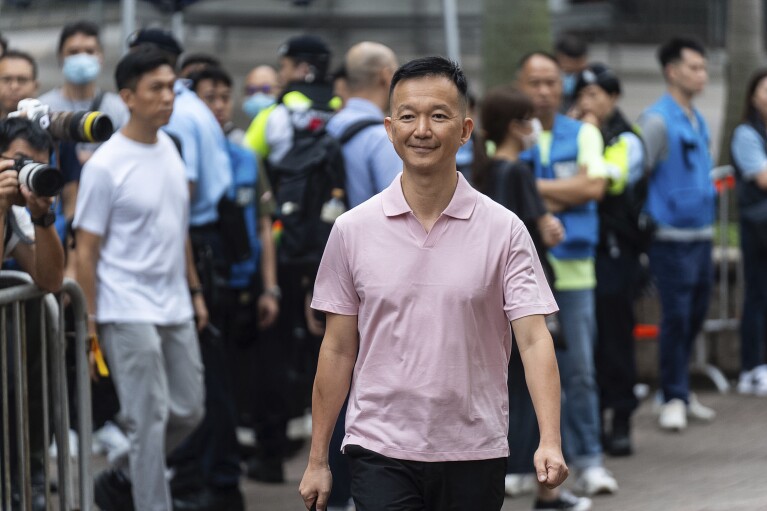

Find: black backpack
<box><xmin>270</xmin><ymin>112</ymin><xmax>380</xmax><ymax>266</ymax></box>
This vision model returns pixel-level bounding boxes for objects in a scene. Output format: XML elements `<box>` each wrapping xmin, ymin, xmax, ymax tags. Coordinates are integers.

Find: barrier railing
<box><xmin>0</xmin><ymin>272</ymin><xmax>92</xmax><ymax>511</ymax></box>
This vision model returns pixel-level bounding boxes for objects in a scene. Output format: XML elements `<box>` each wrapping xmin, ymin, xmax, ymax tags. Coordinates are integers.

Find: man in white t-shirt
<box><xmin>74</xmin><ymin>47</ymin><xmax>206</xmax><ymax>511</ymax></box>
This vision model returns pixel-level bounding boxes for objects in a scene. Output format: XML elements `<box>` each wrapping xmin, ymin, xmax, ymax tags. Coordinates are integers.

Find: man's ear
<box><xmin>384</xmin><ymin>116</ymin><xmax>393</xmax><ymax>143</ymax></box>
<box><xmin>119</xmin><ymin>88</ymin><xmax>133</xmax><ymax>110</ymax></box>
<box><xmin>461</xmin><ymin>117</ymin><xmax>474</xmax><ymax>145</ymax></box>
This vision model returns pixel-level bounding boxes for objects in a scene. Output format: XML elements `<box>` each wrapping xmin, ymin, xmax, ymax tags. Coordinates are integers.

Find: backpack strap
<box><xmin>337</xmin><ymin>119</ymin><xmax>381</xmax><ymax>145</ymax></box>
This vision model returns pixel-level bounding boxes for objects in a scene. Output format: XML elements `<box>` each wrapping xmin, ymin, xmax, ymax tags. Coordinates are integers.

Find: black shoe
<box><xmin>534</xmin><ymin>489</ymin><xmax>592</xmax><ymax>510</ymax></box>
<box><xmin>94</xmin><ymin>468</ymin><xmax>134</xmax><ymax>511</ymax></box>
<box><xmin>245</xmin><ymin>456</ymin><xmax>285</xmax><ymax>483</ymax></box>
<box><xmin>172</xmin><ymin>486</ymin><xmax>244</xmax><ymax>511</ymax></box>
<box><xmin>606</xmin><ymin>418</ymin><xmax>633</xmax><ymax>457</ymax></box>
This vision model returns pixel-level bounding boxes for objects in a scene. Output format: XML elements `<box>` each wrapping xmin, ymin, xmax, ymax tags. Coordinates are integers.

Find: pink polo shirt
<box><xmin>312</xmin><ymin>172</ymin><xmax>557</xmax><ymax>462</ymax></box>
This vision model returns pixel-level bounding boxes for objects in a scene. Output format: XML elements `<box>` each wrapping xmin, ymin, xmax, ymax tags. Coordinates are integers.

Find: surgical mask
<box><xmin>62</xmin><ymin>53</ymin><xmax>100</xmax><ymax>85</ymax></box>
<box><xmin>242</xmin><ymin>92</ymin><xmax>276</xmax><ymax>119</ymax></box>
<box><xmin>562</xmin><ymin>73</ymin><xmax>577</xmax><ymax>96</ymax></box>
<box><xmin>522</xmin><ymin>118</ymin><xmax>542</xmax><ymax>150</ymax></box>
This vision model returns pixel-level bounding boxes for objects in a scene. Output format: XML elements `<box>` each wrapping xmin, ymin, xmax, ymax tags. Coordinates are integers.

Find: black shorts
<box><xmin>345</xmin><ymin>444</ymin><xmax>506</xmax><ymax>511</ymax></box>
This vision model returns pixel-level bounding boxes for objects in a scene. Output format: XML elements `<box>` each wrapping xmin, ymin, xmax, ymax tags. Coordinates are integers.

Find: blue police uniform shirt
<box><xmin>325</xmin><ymin>98</ymin><xmax>402</xmax><ymax>208</ymax></box>
<box><xmin>164</xmin><ymin>79</ymin><xmax>232</xmax><ymax>226</ymax></box>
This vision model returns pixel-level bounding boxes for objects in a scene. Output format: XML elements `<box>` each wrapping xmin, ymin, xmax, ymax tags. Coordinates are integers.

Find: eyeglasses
<box><xmin>245</xmin><ymin>85</ymin><xmax>272</xmax><ymax>95</ymax></box>
<box><xmin>0</xmin><ymin>75</ymin><xmax>34</xmax><ymax>86</ymax></box>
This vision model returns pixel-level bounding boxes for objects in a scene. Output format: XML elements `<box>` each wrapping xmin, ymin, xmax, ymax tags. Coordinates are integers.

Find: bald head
<box><xmin>245</xmin><ymin>65</ymin><xmax>279</xmax><ymax>96</ymax></box>
<box><xmin>345</xmin><ymin>42</ymin><xmax>398</xmax><ymax>93</ymax></box>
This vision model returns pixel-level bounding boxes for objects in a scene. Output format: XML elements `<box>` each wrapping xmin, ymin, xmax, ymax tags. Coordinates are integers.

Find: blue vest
<box><xmin>644</xmin><ymin>93</ymin><xmax>715</xmax><ymax>228</ymax></box>
<box><xmin>226</xmin><ymin>140</ymin><xmax>262</xmax><ymax>289</ymax></box>
<box><xmin>523</xmin><ymin>114</ymin><xmax>599</xmax><ymax>260</ymax></box>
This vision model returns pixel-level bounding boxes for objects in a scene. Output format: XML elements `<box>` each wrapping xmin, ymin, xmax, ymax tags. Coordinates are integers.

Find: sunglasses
<box><xmin>245</xmin><ymin>85</ymin><xmax>273</xmax><ymax>95</ymax></box>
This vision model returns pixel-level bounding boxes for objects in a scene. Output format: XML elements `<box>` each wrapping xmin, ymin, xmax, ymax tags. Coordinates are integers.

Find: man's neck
<box><xmin>668</xmin><ymin>86</ymin><xmax>694</xmax><ymax>114</ymax></box>
<box><xmin>62</xmin><ymin>81</ymin><xmax>97</xmax><ymax>102</ymax></box>
<box><xmin>539</xmin><ymin>111</ymin><xmax>556</xmax><ymax>131</ymax></box>
<box><xmin>349</xmin><ymin>89</ymin><xmax>387</xmax><ymax>113</ymax></box>
<box><xmin>121</xmin><ymin>119</ymin><xmax>159</xmax><ymax>145</ymax></box>
<box><xmin>401</xmin><ymin>167</ymin><xmax>458</xmax><ymax>233</ymax></box>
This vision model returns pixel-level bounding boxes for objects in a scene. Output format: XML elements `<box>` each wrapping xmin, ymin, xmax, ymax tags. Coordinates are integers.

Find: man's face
<box><xmin>121</xmin><ymin>65</ymin><xmax>176</xmax><ymax>129</ymax></box>
<box><xmin>667</xmin><ymin>48</ymin><xmax>708</xmax><ymax>97</ymax></box>
<box><xmin>556</xmin><ymin>52</ymin><xmax>587</xmax><ymax>75</ymax></box>
<box><xmin>576</xmin><ymin>84</ymin><xmax>617</xmax><ymax>125</ymax></box>
<box><xmin>3</xmin><ymin>138</ymin><xmax>49</xmax><ymax>165</ymax></box>
<box><xmin>385</xmin><ymin>75</ymin><xmax>472</xmax><ymax>175</ymax></box>
<box><xmin>60</xmin><ymin>32</ymin><xmax>102</xmax><ymax>62</ymax></box>
<box><xmin>517</xmin><ymin>55</ymin><xmax>562</xmax><ymax>119</ymax></box>
<box><xmin>0</xmin><ymin>58</ymin><xmax>37</xmax><ymax>114</ymax></box>
<box><xmin>196</xmin><ymin>78</ymin><xmax>232</xmax><ymax>127</ymax></box>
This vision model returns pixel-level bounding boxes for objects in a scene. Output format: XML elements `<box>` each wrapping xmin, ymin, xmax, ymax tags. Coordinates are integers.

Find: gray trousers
<box><xmin>99</xmin><ymin>321</ymin><xmax>205</xmax><ymax>511</ymax></box>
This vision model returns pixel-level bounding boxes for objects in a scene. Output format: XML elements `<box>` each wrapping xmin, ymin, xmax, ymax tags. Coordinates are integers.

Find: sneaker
<box><xmin>658</xmin><ymin>398</ymin><xmax>687</xmax><ymax>431</ymax></box>
<box><xmin>94</xmin><ymin>468</ymin><xmax>134</xmax><ymax>511</ymax></box>
<box><xmin>93</xmin><ymin>421</ymin><xmax>131</xmax><ymax>465</ymax></box>
<box><xmin>534</xmin><ymin>489</ymin><xmax>593</xmax><ymax>510</ymax></box>
<box><xmin>737</xmin><ymin>369</ymin><xmax>755</xmax><ymax>395</ymax></box>
<box><xmin>687</xmin><ymin>393</ymin><xmax>715</xmax><ymax>422</ymax></box>
<box><xmin>572</xmin><ymin>466</ymin><xmax>618</xmax><ymax>496</ymax></box>
<box><xmin>753</xmin><ymin>365</ymin><xmax>767</xmax><ymax>397</ymax></box>
<box><xmin>504</xmin><ymin>473</ymin><xmax>537</xmax><ymax>497</ymax></box>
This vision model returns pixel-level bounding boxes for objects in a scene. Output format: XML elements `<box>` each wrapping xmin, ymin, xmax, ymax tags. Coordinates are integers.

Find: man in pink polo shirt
<box><xmin>299</xmin><ymin>56</ymin><xmax>567</xmax><ymax>511</ymax></box>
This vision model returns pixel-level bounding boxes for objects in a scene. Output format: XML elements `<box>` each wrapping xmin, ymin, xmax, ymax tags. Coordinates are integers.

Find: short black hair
<box><xmin>657</xmin><ymin>37</ymin><xmax>706</xmax><ymax>68</ymax></box>
<box><xmin>57</xmin><ymin>20</ymin><xmax>101</xmax><ymax>55</ymax></box>
<box><xmin>0</xmin><ymin>117</ymin><xmax>53</xmax><ymax>157</ymax></box>
<box><xmin>555</xmin><ymin>34</ymin><xmax>588</xmax><ymax>59</ymax></box>
<box><xmin>115</xmin><ymin>46</ymin><xmax>172</xmax><ymax>91</ymax></box>
<box><xmin>188</xmin><ymin>66</ymin><xmax>233</xmax><ymax>93</ymax></box>
<box><xmin>0</xmin><ymin>49</ymin><xmax>38</xmax><ymax>80</ymax></box>
<box><xmin>517</xmin><ymin>51</ymin><xmax>559</xmax><ymax>71</ymax></box>
<box><xmin>389</xmin><ymin>56</ymin><xmax>468</xmax><ymax>112</ymax></box>
<box><xmin>179</xmin><ymin>53</ymin><xmax>221</xmax><ymax>76</ymax></box>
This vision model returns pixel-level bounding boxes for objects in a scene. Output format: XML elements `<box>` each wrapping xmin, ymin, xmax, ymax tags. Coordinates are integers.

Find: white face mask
<box><xmin>522</xmin><ymin>118</ymin><xmax>542</xmax><ymax>150</ymax></box>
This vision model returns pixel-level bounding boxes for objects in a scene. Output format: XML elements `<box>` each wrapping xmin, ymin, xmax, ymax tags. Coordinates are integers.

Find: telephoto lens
<box><xmin>47</xmin><ymin>111</ymin><xmax>114</xmax><ymax>143</ymax></box>
<box><xmin>14</xmin><ymin>159</ymin><xmax>65</xmax><ymax>197</ymax></box>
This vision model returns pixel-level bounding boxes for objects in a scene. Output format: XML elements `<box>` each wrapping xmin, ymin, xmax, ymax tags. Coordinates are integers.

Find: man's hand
<box><xmin>193</xmin><ymin>293</ymin><xmax>209</xmax><ymax>331</ymax></box>
<box><xmin>299</xmin><ymin>460</ymin><xmax>333</xmax><ymax>510</ymax></box>
<box><xmin>539</xmin><ymin>213</ymin><xmax>564</xmax><ymax>248</ymax></box>
<box><xmin>257</xmin><ymin>294</ymin><xmax>279</xmax><ymax>329</ymax></box>
<box><xmin>533</xmin><ymin>443</ymin><xmax>568</xmax><ymax>489</ymax></box>
<box><xmin>20</xmin><ymin>184</ymin><xmax>55</xmax><ymax>219</ymax></box>
<box><xmin>0</xmin><ymin>160</ymin><xmax>20</xmax><ymax>214</ymax></box>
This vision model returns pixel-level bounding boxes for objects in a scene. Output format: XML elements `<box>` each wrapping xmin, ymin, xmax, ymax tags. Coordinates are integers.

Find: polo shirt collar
<box><xmin>382</xmin><ymin>171</ymin><xmax>478</xmax><ymax>219</ymax></box>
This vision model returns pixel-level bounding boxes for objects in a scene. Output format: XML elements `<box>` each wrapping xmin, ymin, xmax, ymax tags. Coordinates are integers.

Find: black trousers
<box><xmin>346</xmin><ymin>445</ymin><xmax>505</xmax><ymax>511</ymax></box>
<box><xmin>595</xmin><ymin>247</ymin><xmax>640</xmax><ymax>418</ymax></box>
<box><xmin>506</xmin><ymin>341</ymin><xmax>539</xmax><ymax>475</ymax></box>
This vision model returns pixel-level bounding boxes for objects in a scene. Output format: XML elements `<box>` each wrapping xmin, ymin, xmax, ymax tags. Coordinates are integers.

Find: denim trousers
<box><xmin>649</xmin><ymin>240</ymin><xmax>713</xmax><ymax>403</ymax></box>
<box><xmin>739</xmin><ymin>221</ymin><xmax>767</xmax><ymax>371</ymax></box>
<box><xmin>555</xmin><ymin>289</ymin><xmax>603</xmax><ymax>470</ymax></box>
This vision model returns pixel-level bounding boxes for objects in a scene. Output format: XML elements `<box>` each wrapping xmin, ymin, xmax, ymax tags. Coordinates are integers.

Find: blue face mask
<box><xmin>243</xmin><ymin>92</ymin><xmax>276</xmax><ymax>119</ymax></box>
<box><xmin>62</xmin><ymin>53</ymin><xmax>101</xmax><ymax>85</ymax></box>
<box><xmin>562</xmin><ymin>73</ymin><xmax>577</xmax><ymax>96</ymax></box>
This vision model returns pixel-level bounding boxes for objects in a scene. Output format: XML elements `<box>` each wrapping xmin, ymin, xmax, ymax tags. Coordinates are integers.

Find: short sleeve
<box><xmin>73</xmin><ymin>160</ymin><xmax>114</xmax><ymax>236</ymax></box>
<box><xmin>637</xmin><ymin>113</ymin><xmax>667</xmax><ymax>170</ymax></box>
<box><xmin>311</xmin><ymin>223</ymin><xmax>360</xmax><ymax>315</ymax></box>
<box><xmin>623</xmin><ymin>132</ymin><xmax>646</xmax><ymax>185</ymax></box>
<box><xmin>731</xmin><ymin>124</ymin><xmax>767</xmax><ymax>179</ymax></box>
<box><xmin>503</xmin><ymin>222</ymin><xmax>558</xmax><ymax>322</ymax></box>
<box><xmin>577</xmin><ymin>123</ymin><xmax>607</xmax><ymax>178</ymax></box>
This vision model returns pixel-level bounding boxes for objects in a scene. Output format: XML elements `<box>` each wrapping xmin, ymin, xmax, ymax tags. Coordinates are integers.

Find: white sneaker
<box><xmin>534</xmin><ymin>489</ymin><xmax>592</xmax><ymax>510</ymax></box>
<box><xmin>687</xmin><ymin>394</ymin><xmax>715</xmax><ymax>422</ymax></box>
<box><xmin>658</xmin><ymin>399</ymin><xmax>687</xmax><ymax>431</ymax></box>
<box><xmin>753</xmin><ymin>365</ymin><xmax>767</xmax><ymax>397</ymax></box>
<box><xmin>93</xmin><ymin>421</ymin><xmax>131</xmax><ymax>464</ymax></box>
<box><xmin>737</xmin><ymin>369</ymin><xmax>755</xmax><ymax>395</ymax></box>
<box><xmin>49</xmin><ymin>428</ymin><xmax>79</xmax><ymax>460</ymax></box>
<box><xmin>572</xmin><ymin>466</ymin><xmax>618</xmax><ymax>496</ymax></box>
<box><xmin>504</xmin><ymin>473</ymin><xmax>536</xmax><ymax>497</ymax></box>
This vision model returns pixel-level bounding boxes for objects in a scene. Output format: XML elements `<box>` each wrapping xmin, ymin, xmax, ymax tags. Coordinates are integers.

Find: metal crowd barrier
<box><xmin>0</xmin><ymin>271</ymin><xmax>92</xmax><ymax>511</ymax></box>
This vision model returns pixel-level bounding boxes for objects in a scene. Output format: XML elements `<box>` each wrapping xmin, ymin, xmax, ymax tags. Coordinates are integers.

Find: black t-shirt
<box><xmin>483</xmin><ymin>159</ymin><xmax>553</xmax><ymax>283</ymax></box>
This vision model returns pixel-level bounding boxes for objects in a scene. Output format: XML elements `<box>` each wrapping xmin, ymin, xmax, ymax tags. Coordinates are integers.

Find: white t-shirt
<box><xmin>74</xmin><ymin>131</ymin><xmax>193</xmax><ymax>325</ymax></box>
<box><xmin>4</xmin><ymin>206</ymin><xmax>35</xmax><ymax>259</ymax></box>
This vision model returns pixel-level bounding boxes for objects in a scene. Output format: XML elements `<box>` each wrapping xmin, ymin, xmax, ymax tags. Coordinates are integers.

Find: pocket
<box><xmin>668</xmin><ymin>189</ymin><xmax>714</xmax><ymax>228</ymax></box>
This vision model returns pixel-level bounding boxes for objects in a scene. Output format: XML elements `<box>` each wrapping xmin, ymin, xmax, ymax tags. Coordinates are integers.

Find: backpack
<box><xmin>270</xmin><ymin>111</ymin><xmax>380</xmax><ymax>267</ymax></box>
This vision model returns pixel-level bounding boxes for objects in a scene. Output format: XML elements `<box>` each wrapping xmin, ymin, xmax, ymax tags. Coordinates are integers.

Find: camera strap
<box><xmin>90</xmin><ymin>91</ymin><xmax>106</xmax><ymax>112</ymax></box>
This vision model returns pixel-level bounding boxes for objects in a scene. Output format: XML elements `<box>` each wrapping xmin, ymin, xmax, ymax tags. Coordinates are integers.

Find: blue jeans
<box><xmin>649</xmin><ymin>240</ymin><xmax>712</xmax><ymax>403</ymax></box>
<box><xmin>739</xmin><ymin>221</ymin><xmax>767</xmax><ymax>371</ymax></box>
<box><xmin>555</xmin><ymin>289</ymin><xmax>602</xmax><ymax>470</ymax></box>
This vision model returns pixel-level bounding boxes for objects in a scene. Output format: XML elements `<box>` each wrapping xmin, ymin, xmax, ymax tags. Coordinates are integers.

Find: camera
<box><xmin>12</xmin><ymin>157</ymin><xmax>64</xmax><ymax>197</ymax></box>
<box><xmin>8</xmin><ymin>98</ymin><xmax>113</xmax><ymax>143</ymax></box>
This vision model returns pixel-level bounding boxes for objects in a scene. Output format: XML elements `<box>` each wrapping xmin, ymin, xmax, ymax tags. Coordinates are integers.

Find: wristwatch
<box><xmin>265</xmin><ymin>285</ymin><xmax>282</xmax><ymax>301</ymax></box>
<box><xmin>31</xmin><ymin>211</ymin><xmax>56</xmax><ymax>228</ymax></box>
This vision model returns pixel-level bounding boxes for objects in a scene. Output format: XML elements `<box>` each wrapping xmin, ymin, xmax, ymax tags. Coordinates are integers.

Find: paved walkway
<box><xmin>241</xmin><ymin>390</ymin><xmax>767</xmax><ymax>511</ymax></box>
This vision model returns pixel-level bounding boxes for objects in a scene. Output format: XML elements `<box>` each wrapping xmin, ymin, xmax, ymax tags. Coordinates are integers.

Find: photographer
<box><xmin>0</xmin><ymin>116</ymin><xmax>64</xmax><ymax>511</ymax></box>
<box><xmin>0</xmin><ymin>116</ymin><xmax>64</xmax><ymax>290</ymax></box>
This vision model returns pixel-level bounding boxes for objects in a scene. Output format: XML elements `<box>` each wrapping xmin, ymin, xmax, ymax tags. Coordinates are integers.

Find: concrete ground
<box><xmin>242</xmin><ymin>389</ymin><xmax>767</xmax><ymax>511</ymax></box>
